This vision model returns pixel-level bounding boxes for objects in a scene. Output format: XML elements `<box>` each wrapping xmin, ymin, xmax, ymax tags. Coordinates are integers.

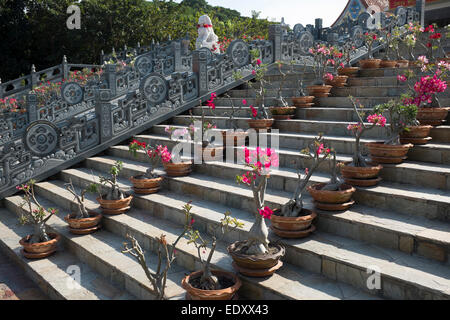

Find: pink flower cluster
<box><xmin>238</xmin><ymin>147</ymin><xmax>279</xmax><ymax>185</ymax></box>
<box><xmin>258</xmin><ymin>206</ymin><xmax>274</xmax><ymax>219</ymax></box>
<box><xmin>324</xmin><ymin>73</ymin><xmax>334</xmax><ymax>81</ymax></box>
<box><xmin>367</xmin><ymin>114</ymin><xmax>387</xmax><ymax>127</ymax></box>
<box><xmin>206</xmin><ymin>92</ymin><xmax>217</xmax><ymax>110</ymax></box>
<box><xmin>347</xmin><ymin>123</ymin><xmax>363</xmax><ymax>132</ymax></box>
<box><xmin>397</xmin><ymin>75</ymin><xmax>407</xmax><ymax>82</ymax></box>
<box><xmin>413</xmin><ymin>75</ymin><xmax>447</xmax><ymax>106</ymax></box>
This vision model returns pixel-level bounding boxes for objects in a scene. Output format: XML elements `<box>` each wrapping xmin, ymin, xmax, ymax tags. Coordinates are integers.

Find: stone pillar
<box><xmin>26</xmin><ymin>93</ymin><xmax>38</xmax><ymax>123</ymax></box>
<box><xmin>315</xmin><ymin>18</ymin><xmax>323</xmax><ymax>40</ymax></box>
<box><xmin>416</xmin><ymin>0</ymin><xmax>425</xmax><ymax>27</ymax></box>
<box><xmin>30</xmin><ymin>64</ymin><xmax>38</xmax><ymax>89</ymax></box>
<box><xmin>173</xmin><ymin>41</ymin><xmax>182</xmax><ymax>72</ymax></box>
<box><xmin>104</xmin><ymin>64</ymin><xmax>117</xmax><ymax>97</ymax></box>
<box><xmin>269</xmin><ymin>24</ymin><xmax>282</xmax><ymax>63</ymax></box>
<box><xmin>95</xmin><ymin>95</ymin><xmax>114</xmax><ymax>143</ymax></box>
<box><xmin>62</xmin><ymin>55</ymin><xmax>69</xmax><ymax>80</ymax></box>
<box><xmin>192</xmin><ymin>49</ymin><xmax>208</xmax><ymax>97</ymax></box>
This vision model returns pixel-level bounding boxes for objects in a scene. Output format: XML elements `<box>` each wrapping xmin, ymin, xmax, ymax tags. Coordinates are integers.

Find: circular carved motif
<box><xmin>351</xmin><ymin>26</ymin><xmax>365</xmax><ymax>48</ymax></box>
<box><xmin>395</xmin><ymin>7</ymin><xmax>407</xmax><ymax>27</ymax></box>
<box><xmin>25</xmin><ymin>121</ymin><xmax>59</xmax><ymax>156</ymax></box>
<box><xmin>140</xmin><ymin>73</ymin><xmax>168</xmax><ymax>105</ymax></box>
<box><xmin>227</xmin><ymin>40</ymin><xmax>249</xmax><ymax>68</ymax></box>
<box><xmin>135</xmin><ymin>54</ymin><xmax>154</xmax><ymax>76</ymax></box>
<box><xmin>61</xmin><ymin>82</ymin><xmax>83</xmax><ymax>105</ymax></box>
<box><xmin>293</xmin><ymin>24</ymin><xmax>305</xmax><ymax>35</ymax></box>
<box><xmin>297</xmin><ymin>31</ymin><xmax>314</xmax><ymax>55</ymax></box>
<box><xmin>358</xmin><ymin>12</ymin><xmax>372</xmax><ymax>30</ymax></box>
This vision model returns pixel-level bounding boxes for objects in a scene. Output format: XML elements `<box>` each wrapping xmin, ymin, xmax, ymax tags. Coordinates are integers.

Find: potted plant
<box><xmin>228</xmin><ymin>147</ymin><xmax>285</xmax><ymax>277</ymax></box>
<box><xmin>164</xmin><ymin>127</ymin><xmax>194</xmax><ymax>177</ymax></box>
<box><xmin>122</xmin><ymin>202</ymin><xmax>194</xmax><ymax>300</ymax></box>
<box><xmin>324</xmin><ymin>46</ymin><xmax>348</xmax><ymax>87</ymax></box>
<box><xmin>268</xmin><ymin>61</ymin><xmax>296</xmax><ymax>120</ymax></box>
<box><xmin>359</xmin><ymin>31</ymin><xmax>381</xmax><ymax>69</ymax></box>
<box><xmin>17</xmin><ymin>180</ymin><xmax>60</xmax><ymax>259</ymax></box>
<box><xmin>307</xmin><ymin>44</ymin><xmax>333</xmax><ymax>97</ymax></box>
<box><xmin>340</xmin><ymin>97</ymin><xmax>385</xmax><ymax>187</ymax></box>
<box><xmin>182</xmin><ymin>210</ymin><xmax>244</xmax><ymax>300</ymax></box>
<box><xmin>391</xmin><ymin>26</ymin><xmax>409</xmax><ymax>68</ymax></box>
<box><xmin>245</xmin><ymin>49</ymin><xmax>274</xmax><ymax>129</ymax></box>
<box><xmin>221</xmin><ymin>93</ymin><xmax>249</xmax><ymax>146</ymax></box>
<box><xmin>379</xmin><ymin>20</ymin><xmax>398</xmax><ymax>68</ymax></box>
<box><xmin>307</xmin><ymin>141</ymin><xmax>356</xmax><ymax>211</ymax></box>
<box><xmin>366</xmin><ymin>99</ymin><xmax>416</xmax><ymax>164</ymax></box>
<box><xmin>292</xmin><ymin>79</ymin><xmax>315</xmax><ymax>108</ymax></box>
<box><xmin>64</xmin><ymin>179</ymin><xmax>102</xmax><ymax>234</ymax></box>
<box><xmin>271</xmin><ymin>136</ymin><xmax>332</xmax><ymax>238</ymax></box>
<box><xmin>338</xmin><ymin>41</ymin><xmax>359</xmax><ymax>77</ymax></box>
<box><xmin>128</xmin><ymin>140</ymin><xmax>171</xmax><ymax>194</ymax></box>
<box><xmin>95</xmin><ymin>160</ymin><xmax>133</xmax><ymax>215</ymax></box>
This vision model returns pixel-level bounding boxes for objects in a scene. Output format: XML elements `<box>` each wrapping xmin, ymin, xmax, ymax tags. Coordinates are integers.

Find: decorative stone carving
<box><xmin>227</xmin><ymin>40</ymin><xmax>249</xmax><ymax>68</ymax></box>
<box><xmin>195</xmin><ymin>15</ymin><xmax>220</xmax><ymax>54</ymax></box>
<box><xmin>24</xmin><ymin>121</ymin><xmax>59</xmax><ymax>156</ymax></box>
<box><xmin>140</xmin><ymin>73</ymin><xmax>168</xmax><ymax>105</ymax></box>
<box><xmin>61</xmin><ymin>82</ymin><xmax>84</xmax><ymax>105</ymax></box>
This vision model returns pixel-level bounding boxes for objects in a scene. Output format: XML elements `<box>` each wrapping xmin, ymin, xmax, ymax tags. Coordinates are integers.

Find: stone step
<box><xmin>359</xmin><ymin>67</ymin><xmax>420</xmax><ymax>77</ymax></box>
<box><xmin>0</xmin><ymin>209</ymin><xmax>135</xmax><ymax>300</ymax></box>
<box><xmin>61</xmin><ymin>159</ymin><xmax>450</xmax><ymax>266</ymax></box>
<box><xmin>31</xmin><ymin>179</ymin><xmax>377</xmax><ymax>300</ymax></box>
<box><xmin>56</xmin><ymin>166</ymin><xmax>450</xmax><ymax>299</ymax></box>
<box><xmin>134</xmin><ymin>132</ymin><xmax>450</xmax><ymax>191</ymax></box>
<box><xmin>347</xmin><ymin>76</ymin><xmax>407</xmax><ymax>87</ymax></box>
<box><xmin>167</xmin><ymin>118</ymin><xmax>450</xmax><ymax>166</ymax></box>
<box><xmin>316</xmin><ymin>96</ymin><xmax>450</xmax><ymax>108</ymax></box>
<box><xmin>331</xmin><ymin>86</ymin><xmax>450</xmax><ymax>98</ymax></box>
<box><xmin>4</xmin><ymin>196</ymin><xmax>188</xmax><ymax>300</ymax></box>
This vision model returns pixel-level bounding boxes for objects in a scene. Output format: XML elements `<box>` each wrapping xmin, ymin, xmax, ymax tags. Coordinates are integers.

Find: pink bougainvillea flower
<box><xmin>242</xmin><ymin>99</ymin><xmax>247</xmax><ymax>105</ymax></box>
<box><xmin>367</xmin><ymin>114</ymin><xmax>387</xmax><ymax>127</ymax></box>
<box><xmin>397</xmin><ymin>75</ymin><xmax>407</xmax><ymax>82</ymax></box>
<box><xmin>256</xmin><ymin>59</ymin><xmax>262</xmax><ymax>66</ymax></box>
<box><xmin>250</xmin><ymin>105</ymin><xmax>258</xmax><ymax>118</ymax></box>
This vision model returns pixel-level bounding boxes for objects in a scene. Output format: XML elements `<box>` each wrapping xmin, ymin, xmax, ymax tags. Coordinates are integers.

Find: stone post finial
<box><xmin>31</xmin><ymin>64</ymin><xmax>36</xmax><ymax>73</ymax></box>
<box><xmin>124</xmin><ymin>44</ymin><xmax>127</xmax><ymax>51</ymax></box>
<box><xmin>137</xmin><ymin>41</ymin><xmax>141</xmax><ymax>48</ymax></box>
<box><xmin>62</xmin><ymin>55</ymin><xmax>69</xmax><ymax>79</ymax></box>
<box><xmin>152</xmin><ymin>39</ymin><xmax>155</xmax><ymax>45</ymax></box>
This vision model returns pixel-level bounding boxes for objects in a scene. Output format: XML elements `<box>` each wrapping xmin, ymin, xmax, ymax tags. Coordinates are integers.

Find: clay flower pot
<box><xmin>97</xmin><ymin>195</ymin><xmax>133</xmax><ymax>215</ymax></box>
<box><xmin>19</xmin><ymin>233</ymin><xmax>60</xmax><ymax>259</ymax></box>
<box><xmin>227</xmin><ymin>242</ymin><xmax>285</xmax><ymax>277</ymax></box>
<box><xmin>366</xmin><ymin>142</ymin><xmax>413</xmax><ymax>164</ymax></box>
<box><xmin>163</xmin><ymin>161</ymin><xmax>192</xmax><ymax>177</ymax></box>
<box><xmin>325</xmin><ymin>75</ymin><xmax>348</xmax><ymax>87</ymax></box>
<box><xmin>130</xmin><ymin>175</ymin><xmax>163</xmax><ymax>194</ymax></box>
<box><xmin>181</xmin><ymin>270</ymin><xmax>241</xmax><ymax>300</ymax></box>
<box><xmin>380</xmin><ymin>60</ymin><xmax>398</xmax><ymax>68</ymax></box>
<box><xmin>270</xmin><ymin>208</ymin><xmax>316</xmax><ymax>238</ymax></box>
<box><xmin>400</xmin><ymin>125</ymin><xmax>433</xmax><ymax>145</ymax></box>
<box><xmin>396</xmin><ymin>60</ymin><xmax>409</xmax><ymax>68</ymax></box>
<box><xmin>359</xmin><ymin>59</ymin><xmax>381</xmax><ymax>69</ymax></box>
<box><xmin>416</xmin><ymin>108</ymin><xmax>449</xmax><ymax>126</ymax></box>
<box><xmin>247</xmin><ymin>119</ymin><xmax>274</xmax><ymax>130</ymax></box>
<box><xmin>306</xmin><ymin>85</ymin><xmax>332</xmax><ymax>98</ymax></box>
<box><xmin>307</xmin><ymin>183</ymin><xmax>356</xmax><ymax>211</ymax></box>
<box><xmin>338</xmin><ymin>67</ymin><xmax>359</xmax><ymax>77</ymax></box>
<box><xmin>221</xmin><ymin>131</ymin><xmax>248</xmax><ymax>146</ymax></box>
<box><xmin>292</xmin><ymin>96</ymin><xmax>315</xmax><ymax>108</ymax></box>
<box><xmin>269</xmin><ymin>106</ymin><xmax>296</xmax><ymax>120</ymax></box>
<box><xmin>64</xmin><ymin>211</ymin><xmax>102</xmax><ymax>235</ymax></box>
<box><xmin>340</xmin><ymin>161</ymin><xmax>383</xmax><ymax>187</ymax></box>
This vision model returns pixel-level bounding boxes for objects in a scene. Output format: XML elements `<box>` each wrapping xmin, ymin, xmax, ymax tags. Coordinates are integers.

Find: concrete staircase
<box><xmin>1</xmin><ymin>67</ymin><xmax>449</xmax><ymax>300</ymax></box>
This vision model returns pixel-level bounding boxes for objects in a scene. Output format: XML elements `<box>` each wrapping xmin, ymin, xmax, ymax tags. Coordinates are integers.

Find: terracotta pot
<box><xmin>416</xmin><ymin>108</ymin><xmax>449</xmax><ymax>126</ymax></box>
<box><xmin>269</xmin><ymin>106</ymin><xmax>296</xmax><ymax>115</ymax></box>
<box><xmin>359</xmin><ymin>59</ymin><xmax>381</xmax><ymax>69</ymax></box>
<box><xmin>340</xmin><ymin>162</ymin><xmax>383</xmax><ymax>180</ymax></box>
<box><xmin>307</xmin><ymin>183</ymin><xmax>356</xmax><ymax>204</ymax></box>
<box><xmin>227</xmin><ymin>242</ymin><xmax>285</xmax><ymax>277</ymax></box>
<box><xmin>97</xmin><ymin>195</ymin><xmax>132</xmax><ymax>215</ymax></box>
<box><xmin>306</xmin><ymin>85</ymin><xmax>332</xmax><ymax>98</ymax></box>
<box><xmin>247</xmin><ymin>119</ymin><xmax>274</xmax><ymax>129</ymax></box>
<box><xmin>64</xmin><ymin>211</ymin><xmax>102</xmax><ymax>230</ymax></box>
<box><xmin>325</xmin><ymin>75</ymin><xmax>348</xmax><ymax>87</ymax></box>
<box><xmin>221</xmin><ymin>131</ymin><xmax>248</xmax><ymax>146</ymax></box>
<box><xmin>292</xmin><ymin>96</ymin><xmax>315</xmax><ymax>108</ymax></box>
<box><xmin>19</xmin><ymin>233</ymin><xmax>60</xmax><ymax>259</ymax></box>
<box><xmin>314</xmin><ymin>200</ymin><xmax>355</xmax><ymax>211</ymax></box>
<box><xmin>409</xmin><ymin>60</ymin><xmax>419</xmax><ymax>67</ymax></box>
<box><xmin>400</xmin><ymin>125</ymin><xmax>432</xmax><ymax>145</ymax></box>
<box><xmin>396</xmin><ymin>60</ymin><xmax>409</xmax><ymax>68</ymax></box>
<box><xmin>181</xmin><ymin>270</ymin><xmax>241</xmax><ymax>300</ymax></box>
<box><xmin>163</xmin><ymin>161</ymin><xmax>192</xmax><ymax>177</ymax></box>
<box><xmin>130</xmin><ymin>175</ymin><xmax>163</xmax><ymax>194</ymax></box>
<box><xmin>270</xmin><ymin>209</ymin><xmax>316</xmax><ymax>238</ymax></box>
<box><xmin>380</xmin><ymin>60</ymin><xmax>398</xmax><ymax>68</ymax></box>
<box><xmin>366</xmin><ymin>142</ymin><xmax>413</xmax><ymax>164</ymax></box>
<box><xmin>338</xmin><ymin>67</ymin><xmax>359</xmax><ymax>77</ymax></box>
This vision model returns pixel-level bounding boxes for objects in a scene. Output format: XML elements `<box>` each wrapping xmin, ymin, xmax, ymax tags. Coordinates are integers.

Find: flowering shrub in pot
<box><xmin>379</xmin><ymin>19</ymin><xmax>398</xmax><ymax>68</ymax></box>
<box><xmin>324</xmin><ymin>47</ymin><xmax>348</xmax><ymax>87</ymax></box>
<box><xmin>307</xmin><ymin>44</ymin><xmax>332</xmax><ymax>97</ymax></box>
<box><xmin>338</xmin><ymin>41</ymin><xmax>359</xmax><ymax>77</ymax></box>
<box><xmin>341</xmin><ymin>98</ymin><xmax>385</xmax><ymax>187</ymax></box>
<box><xmin>292</xmin><ymin>79</ymin><xmax>315</xmax><ymax>108</ymax></box>
<box><xmin>269</xmin><ymin>61</ymin><xmax>296</xmax><ymax>120</ymax></box>
<box><xmin>64</xmin><ymin>179</ymin><xmax>102</xmax><ymax>235</ymax></box>
<box><xmin>94</xmin><ymin>160</ymin><xmax>132</xmax><ymax>215</ymax></box>
<box><xmin>182</xmin><ymin>210</ymin><xmax>244</xmax><ymax>300</ymax></box>
<box><xmin>129</xmin><ymin>140</ymin><xmax>171</xmax><ymax>194</ymax></box>
<box><xmin>16</xmin><ymin>180</ymin><xmax>60</xmax><ymax>259</ymax></box>
<box><xmin>227</xmin><ymin>147</ymin><xmax>285</xmax><ymax>277</ymax></box>
<box><xmin>306</xmin><ymin>138</ymin><xmax>356</xmax><ymax>211</ymax></box>
<box><xmin>359</xmin><ymin>32</ymin><xmax>381</xmax><ymax>69</ymax></box>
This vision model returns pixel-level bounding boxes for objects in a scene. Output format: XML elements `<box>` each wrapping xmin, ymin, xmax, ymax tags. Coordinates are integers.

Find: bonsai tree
<box><xmin>17</xmin><ymin>180</ymin><xmax>58</xmax><ymax>244</ymax></box>
<box><xmin>186</xmin><ymin>211</ymin><xmax>244</xmax><ymax>290</ymax></box>
<box><xmin>348</xmin><ymin>97</ymin><xmax>387</xmax><ymax>167</ymax></box>
<box><xmin>309</xmin><ymin>44</ymin><xmax>332</xmax><ymax>85</ymax></box>
<box><xmin>364</xmin><ymin>31</ymin><xmax>379</xmax><ymax>59</ymax></box>
<box><xmin>273</xmin><ymin>60</ymin><xmax>295</xmax><ymax>108</ymax></box>
<box><xmin>122</xmin><ymin>201</ymin><xmax>195</xmax><ymax>300</ymax></box>
<box><xmin>222</xmin><ymin>93</ymin><xmax>244</xmax><ymax>130</ymax></box>
<box><xmin>342</xmin><ymin>41</ymin><xmax>357</xmax><ymax>67</ymax></box>
<box><xmin>280</xmin><ymin>135</ymin><xmax>333</xmax><ymax>217</ymax></box>
<box><xmin>328</xmin><ymin>46</ymin><xmax>345</xmax><ymax>75</ymax></box>
<box><xmin>97</xmin><ymin>160</ymin><xmax>127</xmax><ymax>200</ymax></box>
<box><xmin>129</xmin><ymin>140</ymin><xmax>172</xmax><ymax>178</ymax></box>
<box><xmin>235</xmin><ymin>147</ymin><xmax>278</xmax><ymax>255</ymax></box>
<box><xmin>64</xmin><ymin>179</ymin><xmax>99</xmax><ymax>219</ymax></box>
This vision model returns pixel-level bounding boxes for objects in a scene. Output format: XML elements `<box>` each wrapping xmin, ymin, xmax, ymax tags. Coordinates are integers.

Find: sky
<box><xmin>176</xmin><ymin>0</ymin><xmax>351</xmax><ymax>27</ymax></box>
